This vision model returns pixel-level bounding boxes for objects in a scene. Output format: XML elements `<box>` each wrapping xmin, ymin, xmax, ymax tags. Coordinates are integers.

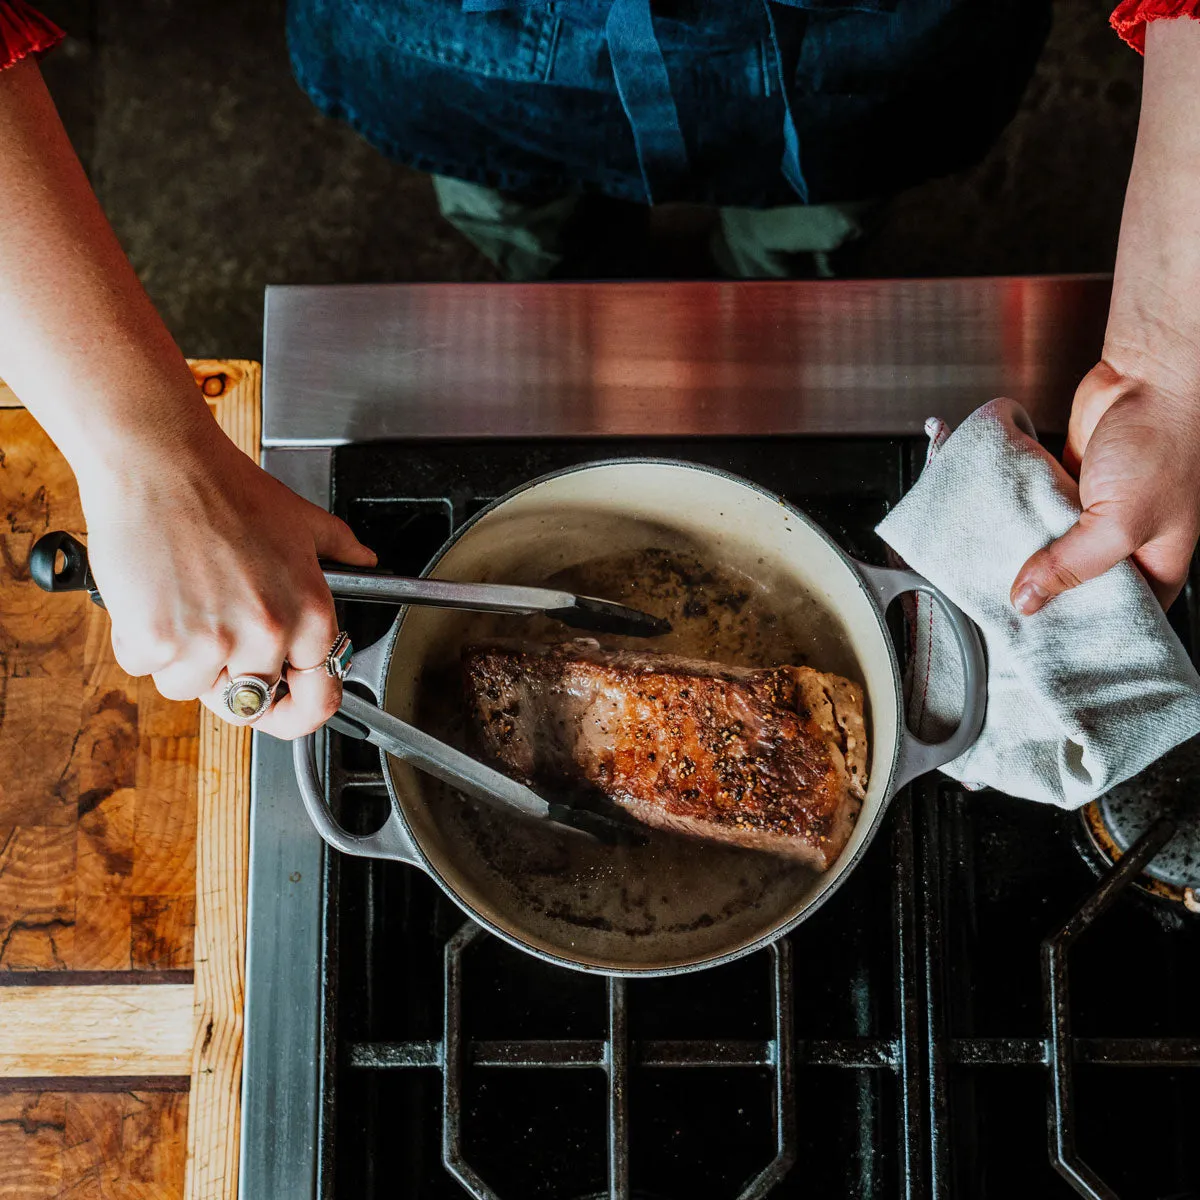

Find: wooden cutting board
<box><xmin>0</xmin><ymin>361</ymin><xmax>259</xmax><ymax>1199</ymax></box>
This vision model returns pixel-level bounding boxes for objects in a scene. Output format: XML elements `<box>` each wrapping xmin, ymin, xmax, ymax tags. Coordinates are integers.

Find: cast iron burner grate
<box><xmin>350</xmin><ymin>924</ymin><xmax>797</xmax><ymax>1200</ymax></box>
<box><xmin>322</xmin><ymin>438</ymin><xmax>1200</xmax><ymax>1199</ymax></box>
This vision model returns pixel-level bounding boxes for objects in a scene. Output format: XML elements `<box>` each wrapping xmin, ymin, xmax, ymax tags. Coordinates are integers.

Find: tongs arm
<box><xmin>334</xmin><ymin>691</ymin><xmax>641</xmax><ymax>844</ymax></box>
<box><xmin>336</xmin><ymin>691</ymin><xmax>550</xmax><ymax>820</ymax></box>
<box><xmin>321</xmin><ymin>565</ymin><xmax>671</xmax><ymax>638</ymax></box>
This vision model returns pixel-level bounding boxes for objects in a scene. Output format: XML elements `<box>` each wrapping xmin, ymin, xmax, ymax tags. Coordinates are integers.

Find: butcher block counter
<box><xmin>0</xmin><ymin>362</ymin><xmax>258</xmax><ymax>1199</ymax></box>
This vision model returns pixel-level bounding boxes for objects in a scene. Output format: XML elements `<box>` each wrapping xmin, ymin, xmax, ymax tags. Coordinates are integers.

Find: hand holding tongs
<box><xmin>30</xmin><ymin>531</ymin><xmax>662</xmax><ymax>844</ymax></box>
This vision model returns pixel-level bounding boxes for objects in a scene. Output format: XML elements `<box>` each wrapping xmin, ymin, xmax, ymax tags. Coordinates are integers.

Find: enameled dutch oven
<box><xmin>294</xmin><ymin>460</ymin><xmax>985</xmax><ymax>975</ymax></box>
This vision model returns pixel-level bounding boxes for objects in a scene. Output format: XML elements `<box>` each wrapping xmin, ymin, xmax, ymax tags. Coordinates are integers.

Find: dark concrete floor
<box><xmin>36</xmin><ymin>1</ymin><xmax>1142</xmax><ymax>360</ymax></box>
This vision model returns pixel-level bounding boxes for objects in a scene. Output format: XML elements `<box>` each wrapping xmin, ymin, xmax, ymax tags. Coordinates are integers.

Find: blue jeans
<box><xmin>288</xmin><ymin>0</ymin><xmax>1049</xmax><ymax>210</ymax></box>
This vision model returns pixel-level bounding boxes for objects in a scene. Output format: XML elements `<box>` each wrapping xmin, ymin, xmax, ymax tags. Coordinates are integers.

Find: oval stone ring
<box><xmin>223</xmin><ymin>674</ymin><xmax>281</xmax><ymax>722</ymax></box>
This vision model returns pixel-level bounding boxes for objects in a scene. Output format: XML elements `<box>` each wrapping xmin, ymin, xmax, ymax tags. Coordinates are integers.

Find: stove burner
<box><xmin>1079</xmin><ymin>736</ymin><xmax>1200</xmax><ymax>912</ymax></box>
<box><xmin>300</xmin><ymin>436</ymin><xmax>1200</xmax><ymax>1199</ymax></box>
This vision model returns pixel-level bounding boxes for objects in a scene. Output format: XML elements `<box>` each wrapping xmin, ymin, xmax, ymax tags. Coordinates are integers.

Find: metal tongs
<box><xmin>30</xmin><ymin>530</ymin><xmax>663</xmax><ymax>844</ymax></box>
<box><xmin>28</xmin><ymin>530</ymin><xmax>670</xmax><ymax>638</ymax></box>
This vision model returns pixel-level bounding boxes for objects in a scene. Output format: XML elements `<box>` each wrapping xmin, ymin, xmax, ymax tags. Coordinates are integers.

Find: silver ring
<box><xmin>223</xmin><ymin>673</ymin><xmax>280</xmax><ymax>722</ymax></box>
<box><xmin>287</xmin><ymin>631</ymin><xmax>353</xmax><ymax>681</ymax></box>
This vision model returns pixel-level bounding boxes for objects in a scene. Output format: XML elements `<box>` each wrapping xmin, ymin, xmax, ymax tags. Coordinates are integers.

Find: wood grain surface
<box><xmin>0</xmin><ymin>1090</ymin><xmax>187</xmax><ymax>1199</ymax></box>
<box><xmin>0</xmin><ymin>362</ymin><xmax>261</xmax><ymax>1199</ymax></box>
<box><xmin>184</xmin><ymin>364</ymin><xmax>259</xmax><ymax>1200</ymax></box>
<box><xmin>0</xmin><ymin>403</ymin><xmax>198</xmax><ymax>973</ymax></box>
<box><xmin>0</xmin><ymin>986</ymin><xmax>193</xmax><ymax>1076</ymax></box>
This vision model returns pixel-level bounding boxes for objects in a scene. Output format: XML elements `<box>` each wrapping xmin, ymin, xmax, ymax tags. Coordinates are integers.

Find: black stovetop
<box><xmin>318</xmin><ymin>436</ymin><xmax>1200</xmax><ymax>1200</ymax></box>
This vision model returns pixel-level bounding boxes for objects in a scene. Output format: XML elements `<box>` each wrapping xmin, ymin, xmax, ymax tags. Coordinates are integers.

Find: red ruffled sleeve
<box><xmin>0</xmin><ymin>1</ymin><xmax>64</xmax><ymax>72</ymax></box>
<box><xmin>1111</xmin><ymin>0</ymin><xmax>1200</xmax><ymax>53</ymax></box>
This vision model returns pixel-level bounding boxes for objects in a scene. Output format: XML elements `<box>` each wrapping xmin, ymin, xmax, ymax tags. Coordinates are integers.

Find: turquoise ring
<box><xmin>288</xmin><ymin>631</ymin><xmax>353</xmax><ymax>681</ymax></box>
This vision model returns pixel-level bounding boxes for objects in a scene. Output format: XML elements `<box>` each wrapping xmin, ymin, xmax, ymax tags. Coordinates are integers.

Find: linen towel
<box><xmin>875</xmin><ymin>398</ymin><xmax>1200</xmax><ymax>807</ymax></box>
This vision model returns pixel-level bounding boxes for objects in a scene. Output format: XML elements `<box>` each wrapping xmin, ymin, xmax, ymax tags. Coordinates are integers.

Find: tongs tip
<box><xmin>549</xmin><ymin>802</ymin><xmax>650</xmax><ymax>846</ymax></box>
<box><xmin>553</xmin><ymin>596</ymin><xmax>672</xmax><ymax>639</ymax></box>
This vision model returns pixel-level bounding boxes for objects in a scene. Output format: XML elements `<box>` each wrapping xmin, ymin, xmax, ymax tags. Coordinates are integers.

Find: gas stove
<box><xmin>243</xmin><ymin>279</ymin><xmax>1200</xmax><ymax>1199</ymax></box>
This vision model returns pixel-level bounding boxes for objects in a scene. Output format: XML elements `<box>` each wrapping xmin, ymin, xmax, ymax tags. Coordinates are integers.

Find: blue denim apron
<box><xmin>287</xmin><ymin>0</ymin><xmax>1049</xmax><ymax>208</ymax></box>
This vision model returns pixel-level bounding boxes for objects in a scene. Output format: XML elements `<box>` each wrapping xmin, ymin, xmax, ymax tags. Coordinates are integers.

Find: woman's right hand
<box><xmin>0</xmin><ymin>54</ymin><xmax>370</xmax><ymax>735</ymax></box>
<box><xmin>78</xmin><ymin>422</ymin><xmax>376</xmax><ymax>738</ymax></box>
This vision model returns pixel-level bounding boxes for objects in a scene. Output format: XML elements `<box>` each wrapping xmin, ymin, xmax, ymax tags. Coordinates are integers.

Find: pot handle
<box><xmin>290</xmin><ymin>629</ymin><xmax>422</xmax><ymax>865</ymax></box>
<box><xmin>854</xmin><ymin>561</ymin><xmax>987</xmax><ymax>790</ymax></box>
<box><xmin>291</xmin><ymin>734</ymin><xmax>421</xmax><ymax>865</ymax></box>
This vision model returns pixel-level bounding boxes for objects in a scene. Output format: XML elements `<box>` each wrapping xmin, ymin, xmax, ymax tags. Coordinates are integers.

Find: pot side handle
<box><xmin>291</xmin><ymin>735</ymin><xmax>421</xmax><ymax>864</ymax></box>
<box><xmin>853</xmin><ymin>561</ymin><xmax>987</xmax><ymax>791</ymax></box>
<box><xmin>290</xmin><ymin>628</ymin><xmax>422</xmax><ymax>865</ymax></box>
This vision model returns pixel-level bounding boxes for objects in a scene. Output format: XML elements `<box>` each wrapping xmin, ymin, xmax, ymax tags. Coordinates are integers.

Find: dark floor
<box><xmin>36</xmin><ymin>1</ymin><xmax>1142</xmax><ymax>360</ymax></box>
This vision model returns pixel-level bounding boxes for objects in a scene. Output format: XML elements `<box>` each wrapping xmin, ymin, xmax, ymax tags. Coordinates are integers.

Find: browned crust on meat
<box><xmin>463</xmin><ymin>642</ymin><xmax>868</xmax><ymax>870</ymax></box>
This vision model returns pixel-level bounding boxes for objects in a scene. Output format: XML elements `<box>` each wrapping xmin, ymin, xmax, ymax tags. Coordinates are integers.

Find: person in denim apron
<box><xmin>7</xmin><ymin>1</ymin><xmax>1200</xmax><ymax>744</ymax></box>
<box><xmin>287</xmin><ymin>0</ymin><xmax>1051</xmax><ymax>278</ymax></box>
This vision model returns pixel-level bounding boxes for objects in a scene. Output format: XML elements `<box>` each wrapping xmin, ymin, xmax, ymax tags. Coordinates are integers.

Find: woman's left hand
<box><xmin>1010</xmin><ymin>359</ymin><xmax>1200</xmax><ymax>614</ymax></box>
<box><xmin>1010</xmin><ymin>18</ymin><xmax>1200</xmax><ymax>617</ymax></box>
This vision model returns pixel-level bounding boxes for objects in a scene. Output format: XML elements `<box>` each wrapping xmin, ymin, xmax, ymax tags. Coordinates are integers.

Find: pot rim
<box><xmin>373</xmin><ymin>457</ymin><xmax>905</xmax><ymax>976</ymax></box>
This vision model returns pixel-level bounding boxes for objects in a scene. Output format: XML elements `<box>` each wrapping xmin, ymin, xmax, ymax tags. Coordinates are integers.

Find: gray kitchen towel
<box><xmin>874</xmin><ymin>398</ymin><xmax>1200</xmax><ymax>808</ymax></box>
